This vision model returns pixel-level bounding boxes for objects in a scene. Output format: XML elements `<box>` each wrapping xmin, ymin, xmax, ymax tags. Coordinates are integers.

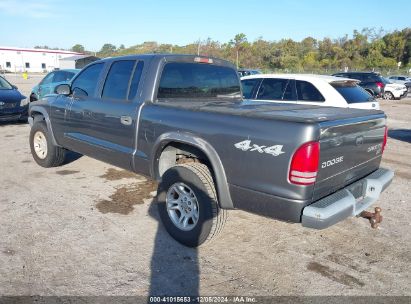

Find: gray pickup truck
<box><xmin>28</xmin><ymin>54</ymin><xmax>394</xmax><ymax>247</ymax></box>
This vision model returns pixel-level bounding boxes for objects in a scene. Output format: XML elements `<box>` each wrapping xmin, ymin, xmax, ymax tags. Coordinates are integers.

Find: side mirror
<box><xmin>55</xmin><ymin>84</ymin><xmax>71</xmax><ymax>95</ymax></box>
<box><xmin>12</xmin><ymin>85</ymin><xmax>18</xmax><ymax>90</ymax></box>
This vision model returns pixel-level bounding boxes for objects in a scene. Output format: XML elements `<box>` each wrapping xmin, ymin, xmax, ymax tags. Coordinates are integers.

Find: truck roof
<box><xmin>98</xmin><ymin>53</ymin><xmax>236</xmax><ymax>68</ymax></box>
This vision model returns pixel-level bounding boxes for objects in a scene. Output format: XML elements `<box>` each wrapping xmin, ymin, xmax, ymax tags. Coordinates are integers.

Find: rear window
<box><xmin>331</xmin><ymin>82</ymin><xmax>374</xmax><ymax>104</ymax></box>
<box><xmin>157</xmin><ymin>62</ymin><xmax>241</xmax><ymax>100</ymax></box>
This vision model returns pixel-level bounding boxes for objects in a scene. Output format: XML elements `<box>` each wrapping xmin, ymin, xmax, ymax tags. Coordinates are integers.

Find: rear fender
<box><xmin>151</xmin><ymin>132</ymin><xmax>234</xmax><ymax>209</ymax></box>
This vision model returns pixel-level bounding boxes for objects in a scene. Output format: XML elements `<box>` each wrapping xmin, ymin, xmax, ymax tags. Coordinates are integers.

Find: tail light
<box><xmin>376</xmin><ymin>82</ymin><xmax>384</xmax><ymax>88</ymax></box>
<box><xmin>289</xmin><ymin>141</ymin><xmax>320</xmax><ymax>185</ymax></box>
<box><xmin>382</xmin><ymin>126</ymin><xmax>388</xmax><ymax>153</ymax></box>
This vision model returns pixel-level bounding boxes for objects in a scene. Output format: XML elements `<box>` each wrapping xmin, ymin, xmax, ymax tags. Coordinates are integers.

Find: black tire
<box><xmin>29</xmin><ymin>121</ymin><xmax>66</xmax><ymax>167</ymax></box>
<box><xmin>365</xmin><ymin>89</ymin><xmax>374</xmax><ymax>97</ymax></box>
<box><xmin>383</xmin><ymin>91</ymin><xmax>394</xmax><ymax>100</ymax></box>
<box><xmin>157</xmin><ymin>163</ymin><xmax>227</xmax><ymax>247</ymax></box>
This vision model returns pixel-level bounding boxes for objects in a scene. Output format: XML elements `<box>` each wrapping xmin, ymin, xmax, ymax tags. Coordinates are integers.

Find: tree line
<box><xmin>69</xmin><ymin>27</ymin><xmax>411</xmax><ymax>74</ymax></box>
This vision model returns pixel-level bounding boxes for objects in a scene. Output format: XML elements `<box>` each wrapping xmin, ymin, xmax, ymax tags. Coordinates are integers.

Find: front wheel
<box><xmin>29</xmin><ymin>121</ymin><xmax>66</xmax><ymax>167</ymax></box>
<box><xmin>157</xmin><ymin>163</ymin><xmax>227</xmax><ymax>247</ymax></box>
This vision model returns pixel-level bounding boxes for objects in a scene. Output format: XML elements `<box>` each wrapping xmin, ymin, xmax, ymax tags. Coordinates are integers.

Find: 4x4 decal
<box><xmin>234</xmin><ymin>140</ymin><xmax>284</xmax><ymax>157</ymax></box>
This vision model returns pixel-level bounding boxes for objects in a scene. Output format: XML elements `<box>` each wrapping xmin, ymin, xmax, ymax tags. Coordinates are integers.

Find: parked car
<box><xmin>241</xmin><ymin>74</ymin><xmax>379</xmax><ymax>110</ymax></box>
<box><xmin>332</xmin><ymin>72</ymin><xmax>386</xmax><ymax>97</ymax></box>
<box><xmin>29</xmin><ymin>54</ymin><xmax>393</xmax><ymax>247</ymax></box>
<box><xmin>238</xmin><ymin>69</ymin><xmax>261</xmax><ymax>77</ymax></box>
<box><xmin>387</xmin><ymin>75</ymin><xmax>411</xmax><ymax>92</ymax></box>
<box><xmin>0</xmin><ymin>75</ymin><xmax>28</xmax><ymax>122</ymax></box>
<box><xmin>30</xmin><ymin>69</ymin><xmax>80</xmax><ymax>102</ymax></box>
<box><xmin>380</xmin><ymin>77</ymin><xmax>408</xmax><ymax>100</ymax></box>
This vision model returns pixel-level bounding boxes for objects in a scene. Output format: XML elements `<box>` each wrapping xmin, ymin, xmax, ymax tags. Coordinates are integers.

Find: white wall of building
<box><xmin>0</xmin><ymin>47</ymin><xmax>82</xmax><ymax>73</ymax></box>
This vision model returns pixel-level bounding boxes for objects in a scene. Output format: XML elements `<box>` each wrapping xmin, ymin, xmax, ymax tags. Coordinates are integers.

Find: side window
<box><xmin>257</xmin><ymin>78</ymin><xmax>289</xmax><ymax>100</ymax></box>
<box><xmin>128</xmin><ymin>61</ymin><xmax>144</xmax><ymax>100</ymax></box>
<box><xmin>53</xmin><ymin>71</ymin><xmax>68</xmax><ymax>83</ymax></box>
<box><xmin>53</xmin><ymin>71</ymin><xmax>75</xmax><ymax>82</ymax></box>
<box><xmin>399</xmin><ymin>77</ymin><xmax>405</xmax><ymax>81</ymax></box>
<box><xmin>296</xmin><ymin>80</ymin><xmax>325</xmax><ymax>102</ymax></box>
<box><xmin>241</xmin><ymin>78</ymin><xmax>260</xmax><ymax>99</ymax></box>
<box><xmin>102</xmin><ymin>60</ymin><xmax>135</xmax><ymax>100</ymax></box>
<box><xmin>41</xmin><ymin>72</ymin><xmax>54</xmax><ymax>85</ymax></box>
<box><xmin>72</xmin><ymin>63</ymin><xmax>104</xmax><ymax>97</ymax></box>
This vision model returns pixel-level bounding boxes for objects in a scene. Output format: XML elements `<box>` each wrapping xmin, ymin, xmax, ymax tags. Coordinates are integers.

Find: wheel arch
<box><xmin>365</xmin><ymin>88</ymin><xmax>374</xmax><ymax>96</ymax></box>
<box><xmin>151</xmin><ymin>132</ymin><xmax>234</xmax><ymax>209</ymax></box>
<box><xmin>29</xmin><ymin>106</ymin><xmax>59</xmax><ymax>146</ymax></box>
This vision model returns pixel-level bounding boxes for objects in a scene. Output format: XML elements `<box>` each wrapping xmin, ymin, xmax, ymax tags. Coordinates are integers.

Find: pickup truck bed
<box><xmin>28</xmin><ymin>54</ymin><xmax>393</xmax><ymax>247</ymax></box>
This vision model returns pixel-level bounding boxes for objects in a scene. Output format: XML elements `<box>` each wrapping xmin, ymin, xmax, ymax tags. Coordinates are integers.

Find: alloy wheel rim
<box><xmin>33</xmin><ymin>131</ymin><xmax>48</xmax><ymax>159</ymax></box>
<box><xmin>166</xmin><ymin>182</ymin><xmax>199</xmax><ymax>231</ymax></box>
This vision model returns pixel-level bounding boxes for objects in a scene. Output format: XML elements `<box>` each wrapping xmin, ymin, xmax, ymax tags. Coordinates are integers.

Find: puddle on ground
<box><xmin>5</xmin><ymin>135</ymin><xmax>14</xmax><ymax>138</ymax></box>
<box><xmin>307</xmin><ymin>261</ymin><xmax>365</xmax><ymax>287</ymax></box>
<box><xmin>96</xmin><ymin>180</ymin><xmax>158</xmax><ymax>215</ymax></box>
<box><xmin>55</xmin><ymin>170</ymin><xmax>80</xmax><ymax>175</ymax></box>
<box><xmin>21</xmin><ymin>160</ymin><xmax>31</xmax><ymax>163</ymax></box>
<box><xmin>99</xmin><ymin>168</ymin><xmax>137</xmax><ymax>181</ymax></box>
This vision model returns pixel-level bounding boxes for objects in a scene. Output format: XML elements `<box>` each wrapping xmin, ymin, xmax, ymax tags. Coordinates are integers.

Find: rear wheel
<box><xmin>157</xmin><ymin>163</ymin><xmax>227</xmax><ymax>247</ymax></box>
<box><xmin>383</xmin><ymin>91</ymin><xmax>394</xmax><ymax>100</ymax></box>
<box><xmin>29</xmin><ymin>121</ymin><xmax>66</xmax><ymax>167</ymax></box>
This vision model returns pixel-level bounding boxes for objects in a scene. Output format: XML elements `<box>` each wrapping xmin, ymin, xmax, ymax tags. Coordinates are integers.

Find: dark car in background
<box><xmin>30</xmin><ymin>69</ymin><xmax>80</xmax><ymax>102</ymax></box>
<box><xmin>332</xmin><ymin>72</ymin><xmax>386</xmax><ymax>97</ymax></box>
<box><xmin>238</xmin><ymin>69</ymin><xmax>261</xmax><ymax>77</ymax></box>
<box><xmin>0</xmin><ymin>76</ymin><xmax>28</xmax><ymax>122</ymax></box>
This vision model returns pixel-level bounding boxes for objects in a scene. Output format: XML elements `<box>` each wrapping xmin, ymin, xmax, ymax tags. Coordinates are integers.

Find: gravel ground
<box><xmin>0</xmin><ymin>74</ymin><xmax>410</xmax><ymax>297</ymax></box>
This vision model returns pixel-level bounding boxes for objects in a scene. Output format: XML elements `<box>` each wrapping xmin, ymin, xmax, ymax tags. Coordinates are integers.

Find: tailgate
<box><xmin>313</xmin><ymin>115</ymin><xmax>386</xmax><ymax>201</ymax></box>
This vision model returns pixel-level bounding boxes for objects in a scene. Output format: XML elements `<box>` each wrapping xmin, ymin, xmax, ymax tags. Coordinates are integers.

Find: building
<box><xmin>59</xmin><ymin>55</ymin><xmax>100</xmax><ymax>69</ymax></box>
<box><xmin>0</xmin><ymin>46</ymin><xmax>83</xmax><ymax>73</ymax></box>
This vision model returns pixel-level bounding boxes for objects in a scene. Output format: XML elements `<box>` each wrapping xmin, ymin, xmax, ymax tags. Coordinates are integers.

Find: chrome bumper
<box><xmin>302</xmin><ymin>168</ymin><xmax>394</xmax><ymax>229</ymax></box>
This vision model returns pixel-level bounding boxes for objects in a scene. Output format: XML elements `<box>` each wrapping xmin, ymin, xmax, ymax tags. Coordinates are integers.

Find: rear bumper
<box><xmin>301</xmin><ymin>168</ymin><xmax>394</xmax><ymax>229</ymax></box>
<box><xmin>400</xmin><ymin>90</ymin><xmax>408</xmax><ymax>99</ymax></box>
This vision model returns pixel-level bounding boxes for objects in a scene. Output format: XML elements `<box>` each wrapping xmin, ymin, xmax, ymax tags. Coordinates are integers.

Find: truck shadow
<box><xmin>147</xmin><ymin>168</ymin><xmax>217</xmax><ymax>297</ymax></box>
<box><xmin>0</xmin><ymin>120</ymin><xmax>28</xmax><ymax>127</ymax></box>
<box><xmin>62</xmin><ymin>151</ymin><xmax>83</xmax><ymax>165</ymax></box>
<box><xmin>147</xmin><ymin>201</ymin><xmax>200</xmax><ymax>297</ymax></box>
<box><xmin>388</xmin><ymin>129</ymin><xmax>411</xmax><ymax>144</ymax></box>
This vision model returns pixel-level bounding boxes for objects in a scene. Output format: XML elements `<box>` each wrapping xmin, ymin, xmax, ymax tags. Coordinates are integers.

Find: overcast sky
<box><xmin>1</xmin><ymin>0</ymin><xmax>410</xmax><ymax>51</ymax></box>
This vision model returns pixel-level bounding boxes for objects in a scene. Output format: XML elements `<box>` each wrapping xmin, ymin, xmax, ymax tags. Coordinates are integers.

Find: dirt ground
<box><xmin>0</xmin><ymin>74</ymin><xmax>410</xmax><ymax>297</ymax></box>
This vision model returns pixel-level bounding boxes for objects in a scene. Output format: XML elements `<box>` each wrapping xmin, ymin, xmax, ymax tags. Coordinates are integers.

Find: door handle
<box><xmin>120</xmin><ymin>116</ymin><xmax>132</xmax><ymax>125</ymax></box>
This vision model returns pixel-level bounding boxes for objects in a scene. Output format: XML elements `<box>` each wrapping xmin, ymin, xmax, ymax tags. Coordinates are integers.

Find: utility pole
<box><xmin>197</xmin><ymin>38</ymin><xmax>201</xmax><ymax>56</ymax></box>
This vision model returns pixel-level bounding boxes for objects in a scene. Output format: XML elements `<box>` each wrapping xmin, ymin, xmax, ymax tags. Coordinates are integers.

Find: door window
<box><xmin>40</xmin><ymin>72</ymin><xmax>55</xmax><ymax>85</ymax></box>
<box><xmin>53</xmin><ymin>71</ymin><xmax>75</xmax><ymax>83</ymax></box>
<box><xmin>72</xmin><ymin>63</ymin><xmax>104</xmax><ymax>97</ymax></box>
<box><xmin>296</xmin><ymin>80</ymin><xmax>325</xmax><ymax>102</ymax></box>
<box><xmin>128</xmin><ymin>61</ymin><xmax>144</xmax><ymax>100</ymax></box>
<box><xmin>102</xmin><ymin>60</ymin><xmax>136</xmax><ymax>100</ymax></box>
<box><xmin>256</xmin><ymin>78</ymin><xmax>292</xmax><ymax>100</ymax></box>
